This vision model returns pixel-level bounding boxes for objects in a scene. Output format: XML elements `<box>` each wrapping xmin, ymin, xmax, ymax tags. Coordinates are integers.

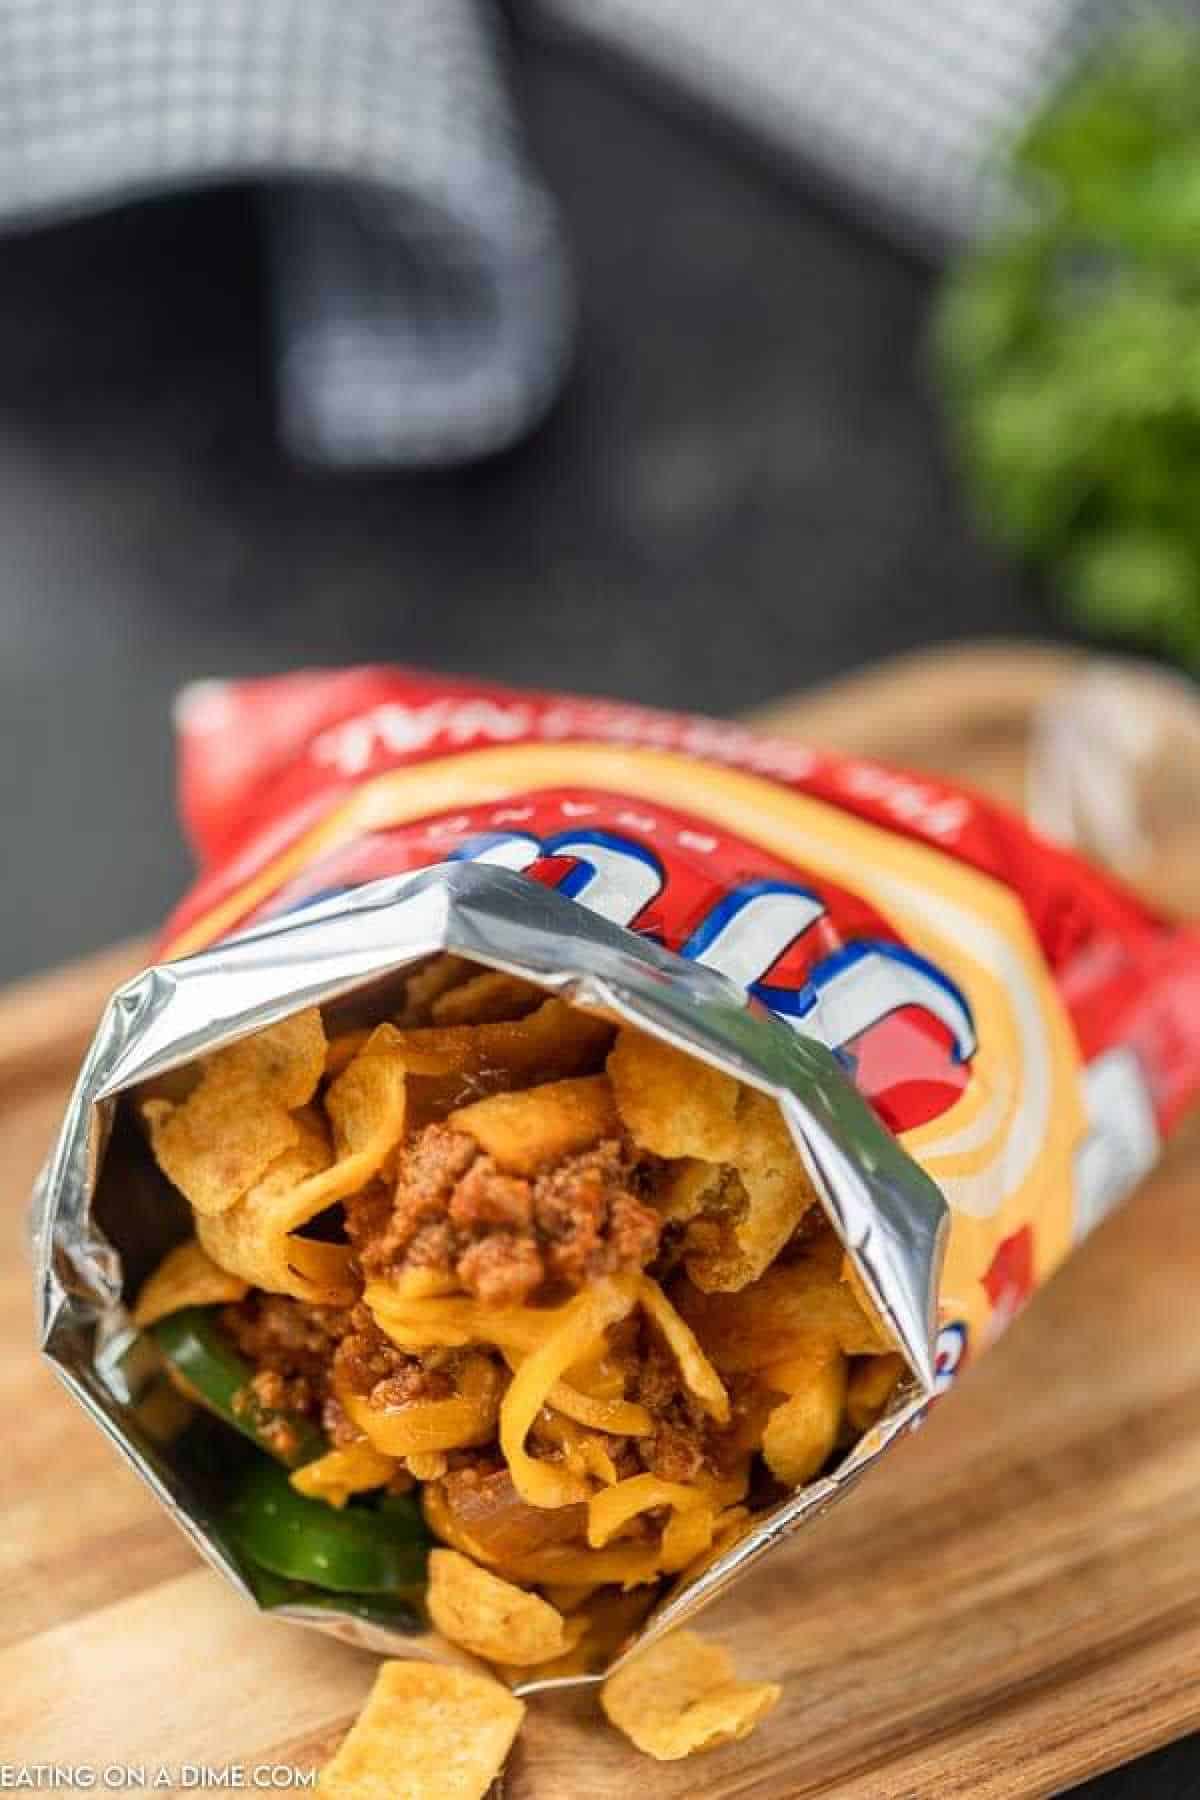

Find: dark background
<box><xmin>0</xmin><ymin>35</ymin><xmax>1061</xmax><ymax>984</ymax></box>
<box><xmin>0</xmin><ymin>33</ymin><xmax>1192</xmax><ymax>1794</ymax></box>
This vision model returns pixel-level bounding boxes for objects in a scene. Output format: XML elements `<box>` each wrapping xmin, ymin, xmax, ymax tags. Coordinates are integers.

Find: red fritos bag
<box><xmin>162</xmin><ymin>663</ymin><xmax>1200</xmax><ymax>1367</ymax></box>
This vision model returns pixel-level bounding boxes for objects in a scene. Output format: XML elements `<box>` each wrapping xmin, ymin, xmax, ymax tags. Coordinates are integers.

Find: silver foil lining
<box><xmin>31</xmin><ymin>861</ymin><xmax>948</xmax><ymax>1686</ymax></box>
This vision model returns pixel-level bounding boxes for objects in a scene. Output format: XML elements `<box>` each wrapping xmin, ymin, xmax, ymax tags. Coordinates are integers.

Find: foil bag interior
<box><xmin>31</xmin><ymin>862</ymin><xmax>948</xmax><ymax>1684</ymax></box>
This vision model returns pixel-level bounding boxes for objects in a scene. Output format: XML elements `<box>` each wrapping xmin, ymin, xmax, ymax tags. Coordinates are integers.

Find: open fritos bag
<box><xmin>32</xmin><ymin>665</ymin><xmax>1200</xmax><ymax>1779</ymax></box>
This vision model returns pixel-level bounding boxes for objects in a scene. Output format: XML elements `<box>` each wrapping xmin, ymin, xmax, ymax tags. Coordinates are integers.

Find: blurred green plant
<box><xmin>936</xmin><ymin>24</ymin><xmax>1200</xmax><ymax>664</ymax></box>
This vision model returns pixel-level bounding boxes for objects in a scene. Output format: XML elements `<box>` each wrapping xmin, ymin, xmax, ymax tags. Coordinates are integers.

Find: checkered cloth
<box><xmin>534</xmin><ymin>0</ymin><xmax>1149</xmax><ymax>250</ymax></box>
<box><xmin>0</xmin><ymin>0</ymin><xmax>1156</xmax><ymax>465</ymax></box>
<box><xmin>0</xmin><ymin>0</ymin><xmax>573</xmax><ymax>465</ymax></box>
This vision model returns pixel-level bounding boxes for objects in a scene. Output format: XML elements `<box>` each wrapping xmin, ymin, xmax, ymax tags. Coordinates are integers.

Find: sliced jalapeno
<box><xmin>227</xmin><ymin>1456</ymin><xmax>428</xmax><ymax>1594</ymax></box>
<box><xmin>150</xmin><ymin>1306</ymin><xmax>325</xmax><ymax>1468</ymax></box>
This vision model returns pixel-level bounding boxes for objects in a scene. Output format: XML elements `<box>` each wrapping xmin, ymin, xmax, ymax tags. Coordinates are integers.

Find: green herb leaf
<box><xmin>935</xmin><ymin>22</ymin><xmax>1200</xmax><ymax>663</ymax></box>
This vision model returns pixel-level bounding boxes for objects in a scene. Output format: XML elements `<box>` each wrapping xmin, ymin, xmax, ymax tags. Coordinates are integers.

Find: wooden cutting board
<box><xmin>5</xmin><ymin>642</ymin><xmax>1200</xmax><ymax>1798</ymax></box>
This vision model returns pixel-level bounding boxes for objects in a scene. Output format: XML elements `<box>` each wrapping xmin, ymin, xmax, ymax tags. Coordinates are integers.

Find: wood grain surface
<box><xmin>4</xmin><ymin>642</ymin><xmax>1200</xmax><ymax>1799</ymax></box>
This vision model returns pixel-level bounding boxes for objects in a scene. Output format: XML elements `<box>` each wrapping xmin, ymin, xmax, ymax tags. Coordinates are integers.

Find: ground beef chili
<box><xmin>219</xmin><ymin>1293</ymin><xmax>350</xmax><ymax>1458</ymax></box>
<box><xmin>344</xmin><ymin>1125</ymin><xmax>663</xmax><ymax>1306</ymax></box>
<box><xmin>217</xmin><ymin>1129</ymin><xmax>742</xmax><ymax>1495</ymax></box>
<box><xmin>218</xmin><ymin>1293</ymin><xmax>466</xmax><ymax>1452</ymax></box>
<box><xmin>332</xmin><ymin>1303</ymin><xmax>463</xmax><ymax>1410</ymax></box>
<box><xmin>633</xmin><ymin>1322</ymin><xmax>753</xmax><ymax>1485</ymax></box>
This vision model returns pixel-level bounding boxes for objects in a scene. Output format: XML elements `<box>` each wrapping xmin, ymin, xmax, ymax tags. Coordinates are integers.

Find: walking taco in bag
<box><xmin>34</xmin><ymin>666</ymin><xmax>1200</xmax><ymax>1740</ymax></box>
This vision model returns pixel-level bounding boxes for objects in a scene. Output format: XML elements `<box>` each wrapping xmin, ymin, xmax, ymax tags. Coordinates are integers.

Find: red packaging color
<box><xmin>162</xmin><ymin>665</ymin><xmax>1200</xmax><ymax>1361</ymax></box>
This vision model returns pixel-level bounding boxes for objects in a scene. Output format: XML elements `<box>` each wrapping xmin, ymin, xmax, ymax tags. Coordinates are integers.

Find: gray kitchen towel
<box><xmin>0</xmin><ymin>0</ymin><xmax>573</xmax><ymax>466</ymax></box>
<box><xmin>0</xmin><ymin>0</ymin><xmax>1156</xmax><ymax>466</ymax></box>
<box><xmin>533</xmin><ymin>0</ymin><xmax>1143</xmax><ymax>251</ymax></box>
